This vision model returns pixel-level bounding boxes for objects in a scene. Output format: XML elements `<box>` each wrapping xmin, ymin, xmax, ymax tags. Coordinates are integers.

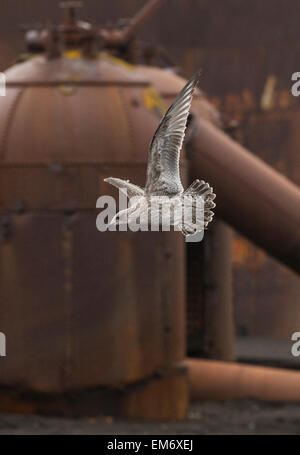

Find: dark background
<box><xmin>1</xmin><ymin>0</ymin><xmax>299</xmax><ymax>97</ymax></box>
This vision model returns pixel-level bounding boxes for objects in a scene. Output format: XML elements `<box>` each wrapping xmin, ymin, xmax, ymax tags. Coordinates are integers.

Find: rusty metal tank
<box><xmin>136</xmin><ymin>66</ymin><xmax>222</xmax><ymax>128</ymax></box>
<box><xmin>0</xmin><ymin>25</ymin><xmax>188</xmax><ymax>417</ymax></box>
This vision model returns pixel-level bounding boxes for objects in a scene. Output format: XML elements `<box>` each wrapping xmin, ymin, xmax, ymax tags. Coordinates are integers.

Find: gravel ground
<box><xmin>0</xmin><ymin>400</ymin><xmax>300</xmax><ymax>435</ymax></box>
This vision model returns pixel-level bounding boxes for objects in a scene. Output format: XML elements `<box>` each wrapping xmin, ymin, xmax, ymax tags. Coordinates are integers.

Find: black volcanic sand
<box><xmin>0</xmin><ymin>400</ymin><xmax>300</xmax><ymax>435</ymax></box>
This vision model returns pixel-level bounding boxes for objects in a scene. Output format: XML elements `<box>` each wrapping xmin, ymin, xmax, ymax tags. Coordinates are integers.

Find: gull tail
<box><xmin>183</xmin><ymin>179</ymin><xmax>216</xmax><ymax>227</ymax></box>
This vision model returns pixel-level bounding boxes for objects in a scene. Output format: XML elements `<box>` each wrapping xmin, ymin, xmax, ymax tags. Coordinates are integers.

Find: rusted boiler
<box><xmin>0</xmin><ymin>18</ymin><xmax>192</xmax><ymax>418</ymax></box>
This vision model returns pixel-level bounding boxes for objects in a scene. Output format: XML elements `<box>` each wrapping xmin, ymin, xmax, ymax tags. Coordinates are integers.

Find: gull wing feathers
<box><xmin>104</xmin><ymin>177</ymin><xmax>144</xmax><ymax>199</ymax></box>
<box><xmin>145</xmin><ymin>72</ymin><xmax>201</xmax><ymax>196</ymax></box>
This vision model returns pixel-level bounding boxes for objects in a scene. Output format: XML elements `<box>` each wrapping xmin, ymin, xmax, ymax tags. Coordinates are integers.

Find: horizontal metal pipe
<box><xmin>187</xmin><ymin>117</ymin><xmax>300</xmax><ymax>275</ymax></box>
<box><xmin>186</xmin><ymin>358</ymin><xmax>300</xmax><ymax>402</ymax></box>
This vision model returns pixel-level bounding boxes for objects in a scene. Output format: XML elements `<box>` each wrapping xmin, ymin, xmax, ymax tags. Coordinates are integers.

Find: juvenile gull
<box><xmin>104</xmin><ymin>72</ymin><xmax>216</xmax><ymax>237</ymax></box>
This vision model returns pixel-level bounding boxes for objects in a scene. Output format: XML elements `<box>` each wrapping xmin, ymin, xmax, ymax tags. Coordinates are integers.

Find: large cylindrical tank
<box><xmin>0</xmin><ymin>52</ymin><xmax>187</xmax><ymax>419</ymax></box>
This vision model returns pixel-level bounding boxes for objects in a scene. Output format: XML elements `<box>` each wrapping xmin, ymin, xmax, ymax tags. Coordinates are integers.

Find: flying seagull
<box><xmin>104</xmin><ymin>72</ymin><xmax>216</xmax><ymax>237</ymax></box>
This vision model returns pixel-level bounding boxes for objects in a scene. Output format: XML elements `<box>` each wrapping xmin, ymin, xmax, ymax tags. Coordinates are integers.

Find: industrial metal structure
<box><xmin>0</xmin><ymin>2</ymin><xmax>190</xmax><ymax>419</ymax></box>
<box><xmin>0</xmin><ymin>0</ymin><xmax>299</xmax><ymax>418</ymax></box>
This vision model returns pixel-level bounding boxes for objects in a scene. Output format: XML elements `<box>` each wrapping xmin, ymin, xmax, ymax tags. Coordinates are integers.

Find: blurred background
<box><xmin>0</xmin><ymin>0</ymin><xmax>299</xmax><ymax>434</ymax></box>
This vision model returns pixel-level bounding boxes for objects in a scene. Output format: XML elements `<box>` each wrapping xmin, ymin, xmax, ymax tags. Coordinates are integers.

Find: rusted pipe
<box><xmin>201</xmin><ymin>219</ymin><xmax>235</xmax><ymax>361</ymax></box>
<box><xmin>187</xmin><ymin>358</ymin><xmax>300</xmax><ymax>402</ymax></box>
<box><xmin>187</xmin><ymin>219</ymin><xmax>235</xmax><ymax>360</ymax></box>
<box><xmin>121</xmin><ymin>0</ymin><xmax>165</xmax><ymax>43</ymax></box>
<box><xmin>101</xmin><ymin>0</ymin><xmax>165</xmax><ymax>47</ymax></box>
<box><xmin>187</xmin><ymin>116</ymin><xmax>300</xmax><ymax>275</ymax></box>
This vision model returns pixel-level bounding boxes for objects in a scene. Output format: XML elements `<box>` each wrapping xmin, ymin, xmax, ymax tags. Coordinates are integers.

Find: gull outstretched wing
<box><xmin>145</xmin><ymin>72</ymin><xmax>201</xmax><ymax>196</ymax></box>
